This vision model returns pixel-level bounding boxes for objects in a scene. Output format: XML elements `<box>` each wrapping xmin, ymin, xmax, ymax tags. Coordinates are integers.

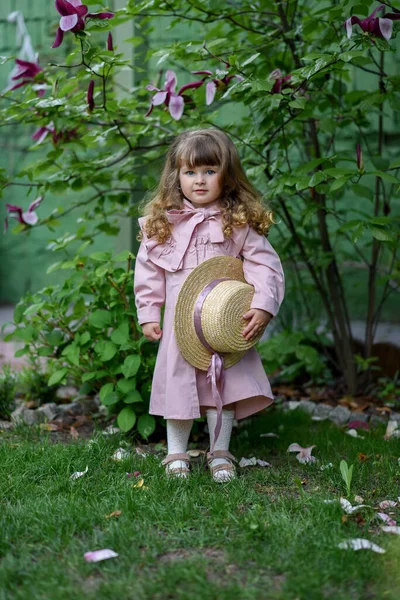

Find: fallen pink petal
<box><xmin>346</xmin><ymin>428</ymin><xmax>365</xmax><ymax>439</ymax></box>
<box><xmin>347</xmin><ymin>420</ymin><xmax>369</xmax><ymax>430</ymax></box>
<box><xmin>84</xmin><ymin>548</ymin><xmax>119</xmax><ymax>563</ymax></box>
<box><xmin>338</xmin><ymin>538</ymin><xmax>385</xmax><ymax>553</ymax></box>
<box><xmin>340</xmin><ymin>498</ymin><xmax>370</xmax><ymax>514</ymax></box>
<box><xmin>287</xmin><ymin>443</ymin><xmax>316</xmax><ymax>463</ymax></box>
<box><xmin>70</xmin><ymin>465</ymin><xmax>88</xmax><ymax>480</ymax></box>
<box><xmin>381</xmin><ymin>526</ymin><xmax>400</xmax><ymax>535</ymax></box>
<box><xmin>377</xmin><ymin>512</ymin><xmax>397</xmax><ymax>526</ymax></box>
<box><xmin>379</xmin><ymin>500</ymin><xmax>397</xmax><ymax>509</ymax></box>
<box><xmin>260</xmin><ymin>433</ymin><xmax>280</xmax><ymax>438</ymax></box>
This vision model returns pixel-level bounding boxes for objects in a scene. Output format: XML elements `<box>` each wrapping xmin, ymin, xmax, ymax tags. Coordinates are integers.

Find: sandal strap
<box><xmin>161</xmin><ymin>453</ymin><xmax>190</xmax><ymax>466</ymax></box>
<box><xmin>207</xmin><ymin>450</ymin><xmax>237</xmax><ymax>463</ymax></box>
<box><xmin>210</xmin><ymin>463</ymin><xmax>235</xmax><ymax>475</ymax></box>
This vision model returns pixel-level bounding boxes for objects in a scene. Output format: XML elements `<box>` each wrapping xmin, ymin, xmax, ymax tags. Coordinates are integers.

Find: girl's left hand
<box><xmin>242</xmin><ymin>308</ymin><xmax>272</xmax><ymax>341</ymax></box>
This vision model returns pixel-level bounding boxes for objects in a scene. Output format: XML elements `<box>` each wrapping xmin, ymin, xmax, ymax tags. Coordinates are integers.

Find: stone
<box><xmin>329</xmin><ymin>405</ymin><xmax>351</xmax><ymax>426</ymax></box>
<box><xmin>55</xmin><ymin>386</ymin><xmax>79</xmax><ymax>401</ymax></box>
<box><xmin>313</xmin><ymin>403</ymin><xmax>333</xmax><ymax>419</ymax></box>
<box><xmin>298</xmin><ymin>399</ymin><xmax>316</xmax><ymax>415</ymax></box>
<box><xmin>370</xmin><ymin>415</ymin><xmax>387</xmax><ymax>427</ymax></box>
<box><xmin>74</xmin><ymin>397</ymin><xmax>98</xmax><ymax>416</ymax></box>
<box><xmin>57</xmin><ymin>402</ymin><xmax>83</xmax><ymax>417</ymax></box>
<box><xmin>348</xmin><ymin>411</ymin><xmax>369</xmax><ymax>423</ymax></box>
<box><xmin>389</xmin><ymin>412</ymin><xmax>400</xmax><ymax>422</ymax></box>
<box><xmin>11</xmin><ymin>405</ymin><xmax>25</xmax><ymax>425</ymax></box>
<box><xmin>288</xmin><ymin>401</ymin><xmax>300</xmax><ymax>411</ymax></box>
<box><xmin>23</xmin><ymin>408</ymin><xmax>45</xmax><ymax>426</ymax></box>
<box><xmin>37</xmin><ymin>403</ymin><xmax>59</xmax><ymax>421</ymax></box>
<box><xmin>0</xmin><ymin>420</ymin><xmax>12</xmax><ymax>430</ymax></box>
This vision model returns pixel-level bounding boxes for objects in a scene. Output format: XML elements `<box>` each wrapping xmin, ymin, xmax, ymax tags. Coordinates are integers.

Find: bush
<box><xmin>5</xmin><ymin>250</ymin><xmax>158</xmax><ymax>437</ymax></box>
<box><xmin>0</xmin><ymin>364</ymin><xmax>17</xmax><ymax>419</ymax></box>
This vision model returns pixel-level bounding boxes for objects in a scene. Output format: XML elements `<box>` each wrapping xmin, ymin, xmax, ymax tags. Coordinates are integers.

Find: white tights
<box><xmin>166</xmin><ymin>408</ymin><xmax>234</xmax><ymax>480</ymax></box>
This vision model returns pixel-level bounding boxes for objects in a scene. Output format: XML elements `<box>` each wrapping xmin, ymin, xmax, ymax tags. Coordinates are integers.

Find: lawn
<box><xmin>0</xmin><ymin>410</ymin><xmax>399</xmax><ymax>600</ymax></box>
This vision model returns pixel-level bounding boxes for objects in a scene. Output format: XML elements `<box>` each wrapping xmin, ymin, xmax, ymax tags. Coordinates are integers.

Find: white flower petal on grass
<box><xmin>381</xmin><ymin>526</ymin><xmax>400</xmax><ymax>535</ymax></box>
<box><xmin>346</xmin><ymin>429</ymin><xmax>365</xmax><ymax>439</ymax></box>
<box><xmin>288</xmin><ymin>401</ymin><xmax>300</xmax><ymax>410</ymax></box>
<box><xmin>338</xmin><ymin>538</ymin><xmax>385</xmax><ymax>553</ymax></box>
<box><xmin>287</xmin><ymin>443</ymin><xmax>316</xmax><ymax>464</ymax></box>
<box><xmin>379</xmin><ymin>500</ymin><xmax>397</xmax><ymax>509</ymax></box>
<box><xmin>239</xmin><ymin>457</ymin><xmax>257</xmax><ymax>467</ymax></box>
<box><xmin>354</xmin><ymin>495</ymin><xmax>365</xmax><ymax>503</ymax></box>
<box><xmin>384</xmin><ymin>420</ymin><xmax>399</xmax><ymax>440</ymax></box>
<box><xmin>135</xmin><ymin>447</ymin><xmax>150</xmax><ymax>458</ymax></box>
<box><xmin>311</xmin><ymin>416</ymin><xmax>326</xmax><ymax>421</ymax></box>
<box><xmin>260</xmin><ymin>433</ymin><xmax>280</xmax><ymax>438</ymax></box>
<box><xmin>70</xmin><ymin>465</ymin><xmax>88</xmax><ymax>480</ymax></box>
<box><xmin>102</xmin><ymin>426</ymin><xmax>120</xmax><ymax>436</ymax></box>
<box><xmin>320</xmin><ymin>463</ymin><xmax>333</xmax><ymax>471</ymax></box>
<box><xmin>340</xmin><ymin>498</ymin><xmax>370</xmax><ymax>514</ymax></box>
<box><xmin>84</xmin><ymin>549</ymin><xmax>119</xmax><ymax>563</ymax></box>
<box><xmin>112</xmin><ymin>448</ymin><xmax>130</xmax><ymax>461</ymax></box>
<box><xmin>256</xmin><ymin>459</ymin><xmax>272</xmax><ymax>467</ymax></box>
<box><xmin>377</xmin><ymin>512</ymin><xmax>397</xmax><ymax>526</ymax></box>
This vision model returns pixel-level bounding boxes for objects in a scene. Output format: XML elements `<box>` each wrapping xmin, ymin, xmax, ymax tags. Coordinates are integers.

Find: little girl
<box><xmin>134</xmin><ymin>129</ymin><xmax>285</xmax><ymax>482</ymax></box>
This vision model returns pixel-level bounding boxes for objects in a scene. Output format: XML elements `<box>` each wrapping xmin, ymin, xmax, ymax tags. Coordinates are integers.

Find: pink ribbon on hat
<box><xmin>193</xmin><ymin>277</ymin><xmax>231</xmax><ymax>454</ymax></box>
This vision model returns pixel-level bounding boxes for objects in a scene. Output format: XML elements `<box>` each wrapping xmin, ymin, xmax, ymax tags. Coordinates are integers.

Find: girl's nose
<box><xmin>195</xmin><ymin>173</ymin><xmax>205</xmax><ymax>184</ymax></box>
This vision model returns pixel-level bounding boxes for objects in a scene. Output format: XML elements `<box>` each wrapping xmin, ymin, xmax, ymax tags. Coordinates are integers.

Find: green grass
<box><xmin>1</xmin><ymin>410</ymin><xmax>399</xmax><ymax>600</ymax></box>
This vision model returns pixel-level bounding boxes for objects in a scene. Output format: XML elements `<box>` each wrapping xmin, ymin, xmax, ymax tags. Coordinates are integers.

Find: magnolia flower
<box><xmin>4</xmin><ymin>196</ymin><xmax>43</xmax><ymax>232</ymax></box>
<box><xmin>191</xmin><ymin>69</ymin><xmax>244</xmax><ymax>105</ymax></box>
<box><xmin>32</xmin><ymin>123</ymin><xmax>79</xmax><ymax>145</ymax></box>
<box><xmin>52</xmin><ymin>0</ymin><xmax>114</xmax><ymax>48</ymax></box>
<box><xmin>347</xmin><ymin>419</ymin><xmax>369</xmax><ymax>430</ymax></box>
<box><xmin>87</xmin><ymin>79</ymin><xmax>95</xmax><ymax>112</ymax></box>
<box><xmin>9</xmin><ymin>58</ymin><xmax>44</xmax><ymax>96</ymax></box>
<box><xmin>287</xmin><ymin>443</ymin><xmax>316</xmax><ymax>464</ymax></box>
<box><xmin>377</xmin><ymin>512</ymin><xmax>397</xmax><ymax>526</ymax></box>
<box><xmin>145</xmin><ymin>70</ymin><xmax>204</xmax><ymax>121</ymax></box>
<box><xmin>345</xmin><ymin>4</ymin><xmax>400</xmax><ymax>41</ymax></box>
<box><xmin>107</xmin><ymin>32</ymin><xmax>113</xmax><ymax>51</ymax></box>
<box><xmin>269</xmin><ymin>68</ymin><xmax>293</xmax><ymax>94</ymax></box>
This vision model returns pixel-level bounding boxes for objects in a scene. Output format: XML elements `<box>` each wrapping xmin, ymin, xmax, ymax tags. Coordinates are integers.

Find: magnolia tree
<box><xmin>1</xmin><ymin>0</ymin><xmax>400</xmax><ymax>431</ymax></box>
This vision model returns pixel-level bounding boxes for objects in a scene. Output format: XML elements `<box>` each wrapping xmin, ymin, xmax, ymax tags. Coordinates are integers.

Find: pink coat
<box><xmin>134</xmin><ymin>199</ymin><xmax>285</xmax><ymax>421</ymax></box>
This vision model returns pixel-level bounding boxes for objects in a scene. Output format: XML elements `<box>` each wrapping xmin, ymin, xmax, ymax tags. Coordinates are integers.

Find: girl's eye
<box><xmin>206</xmin><ymin>169</ymin><xmax>215</xmax><ymax>175</ymax></box>
<box><xmin>185</xmin><ymin>171</ymin><xmax>194</xmax><ymax>175</ymax></box>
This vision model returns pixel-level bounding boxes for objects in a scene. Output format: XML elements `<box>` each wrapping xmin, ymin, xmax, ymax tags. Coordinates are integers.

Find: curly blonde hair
<box><xmin>139</xmin><ymin>129</ymin><xmax>275</xmax><ymax>243</ymax></box>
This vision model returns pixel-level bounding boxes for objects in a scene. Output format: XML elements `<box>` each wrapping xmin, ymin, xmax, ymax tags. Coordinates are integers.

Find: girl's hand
<box><xmin>142</xmin><ymin>322</ymin><xmax>162</xmax><ymax>341</ymax></box>
<box><xmin>242</xmin><ymin>309</ymin><xmax>272</xmax><ymax>341</ymax></box>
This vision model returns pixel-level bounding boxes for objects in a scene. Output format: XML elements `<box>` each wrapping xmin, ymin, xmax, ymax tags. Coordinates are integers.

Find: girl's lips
<box><xmin>194</xmin><ymin>190</ymin><xmax>207</xmax><ymax>193</ymax></box>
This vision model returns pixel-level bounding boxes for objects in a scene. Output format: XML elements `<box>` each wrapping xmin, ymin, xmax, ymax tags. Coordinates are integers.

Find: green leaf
<box><xmin>368</xmin><ymin>171</ymin><xmax>400</xmax><ymax>184</ymax></box>
<box><xmin>102</xmin><ymin>392</ymin><xmax>120</xmax><ymax>406</ymax></box>
<box><xmin>79</xmin><ymin>332</ymin><xmax>91</xmax><ymax>345</ymax></box>
<box><xmin>100</xmin><ymin>383</ymin><xmax>114</xmax><ymax>402</ymax></box>
<box><xmin>117</xmin><ymin>378</ymin><xmax>136</xmax><ymax>394</ymax></box>
<box><xmin>111</xmin><ymin>321</ymin><xmax>130</xmax><ymax>345</ymax></box>
<box><xmin>90</xmin><ymin>251</ymin><xmax>111</xmax><ymax>262</ymax></box>
<box><xmin>121</xmin><ymin>354</ymin><xmax>141</xmax><ymax>378</ymax></box>
<box><xmin>48</xmin><ymin>369</ymin><xmax>68</xmax><ymax>386</ymax></box>
<box><xmin>301</xmin><ymin>205</ymin><xmax>319</xmax><ymax>226</ymax></box>
<box><xmin>370</xmin><ymin>226</ymin><xmax>395</xmax><ymax>242</ymax></box>
<box><xmin>94</xmin><ymin>340</ymin><xmax>117</xmax><ymax>361</ymax></box>
<box><xmin>289</xmin><ymin>97</ymin><xmax>307</xmax><ymax>110</ymax></box>
<box><xmin>330</xmin><ymin>176</ymin><xmax>350</xmax><ymax>192</ymax></box>
<box><xmin>137</xmin><ymin>414</ymin><xmax>156</xmax><ymax>439</ymax></box>
<box><xmin>242</xmin><ymin>53</ymin><xmax>260</xmax><ymax>66</ymax></box>
<box><xmin>125</xmin><ymin>390</ymin><xmax>143</xmax><ymax>404</ymax></box>
<box><xmin>23</xmin><ymin>302</ymin><xmax>45</xmax><ymax>316</ymax></box>
<box><xmin>62</xmin><ymin>343</ymin><xmax>80</xmax><ymax>366</ymax></box>
<box><xmin>89</xmin><ymin>309</ymin><xmax>111</xmax><ymax>328</ymax></box>
<box><xmin>308</xmin><ymin>171</ymin><xmax>326</xmax><ymax>187</ymax></box>
<box><xmin>117</xmin><ymin>407</ymin><xmax>136</xmax><ymax>432</ymax></box>
<box><xmin>113</xmin><ymin>250</ymin><xmax>133</xmax><ymax>261</ymax></box>
<box><xmin>82</xmin><ymin>372</ymin><xmax>97</xmax><ymax>382</ymax></box>
<box><xmin>351</xmin><ymin>184</ymin><xmax>373</xmax><ymax>200</ymax></box>
<box><xmin>14</xmin><ymin>346</ymin><xmax>30</xmax><ymax>358</ymax></box>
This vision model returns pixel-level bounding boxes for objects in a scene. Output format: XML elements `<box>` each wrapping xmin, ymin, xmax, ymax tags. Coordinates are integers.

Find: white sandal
<box><xmin>207</xmin><ymin>450</ymin><xmax>237</xmax><ymax>482</ymax></box>
<box><xmin>161</xmin><ymin>453</ymin><xmax>191</xmax><ymax>478</ymax></box>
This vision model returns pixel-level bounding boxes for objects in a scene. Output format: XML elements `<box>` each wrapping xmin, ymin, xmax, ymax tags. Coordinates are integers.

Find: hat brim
<box><xmin>174</xmin><ymin>256</ymin><xmax>260</xmax><ymax>370</ymax></box>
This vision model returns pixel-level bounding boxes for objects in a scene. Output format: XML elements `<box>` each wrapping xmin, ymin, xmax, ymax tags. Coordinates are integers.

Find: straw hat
<box><xmin>174</xmin><ymin>256</ymin><xmax>263</xmax><ymax>370</ymax></box>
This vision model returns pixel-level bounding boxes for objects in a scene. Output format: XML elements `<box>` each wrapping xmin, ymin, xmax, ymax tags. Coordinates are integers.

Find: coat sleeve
<box><xmin>133</xmin><ymin>233</ymin><xmax>166</xmax><ymax>326</ymax></box>
<box><xmin>240</xmin><ymin>227</ymin><xmax>285</xmax><ymax>317</ymax></box>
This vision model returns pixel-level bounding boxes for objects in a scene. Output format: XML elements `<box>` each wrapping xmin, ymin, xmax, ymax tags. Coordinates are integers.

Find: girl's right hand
<box><xmin>141</xmin><ymin>322</ymin><xmax>162</xmax><ymax>341</ymax></box>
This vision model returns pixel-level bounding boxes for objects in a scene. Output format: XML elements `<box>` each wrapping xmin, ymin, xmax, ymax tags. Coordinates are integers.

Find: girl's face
<box><xmin>179</xmin><ymin>164</ymin><xmax>222</xmax><ymax>208</ymax></box>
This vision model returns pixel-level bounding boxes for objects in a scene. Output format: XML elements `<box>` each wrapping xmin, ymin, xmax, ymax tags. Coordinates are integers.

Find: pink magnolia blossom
<box><xmin>107</xmin><ymin>32</ymin><xmax>113</xmax><ymax>51</ymax></box>
<box><xmin>4</xmin><ymin>196</ymin><xmax>43</xmax><ymax>232</ymax></box>
<box><xmin>9</xmin><ymin>58</ymin><xmax>44</xmax><ymax>96</ymax></box>
<box><xmin>32</xmin><ymin>123</ymin><xmax>79</xmax><ymax>145</ymax></box>
<box><xmin>347</xmin><ymin>419</ymin><xmax>369</xmax><ymax>430</ymax></box>
<box><xmin>52</xmin><ymin>0</ymin><xmax>114</xmax><ymax>48</ymax></box>
<box><xmin>191</xmin><ymin>69</ymin><xmax>244</xmax><ymax>105</ymax></box>
<box><xmin>145</xmin><ymin>70</ymin><xmax>204</xmax><ymax>121</ymax></box>
<box><xmin>269</xmin><ymin>69</ymin><xmax>293</xmax><ymax>94</ymax></box>
<box><xmin>287</xmin><ymin>443</ymin><xmax>317</xmax><ymax>464</ymax></box>
<box><xmin>345</xmin><ymin>4</ymin><xmax>400</xmax><ymax>41</ymax></box>
<box><xmin>87</xmin><ymin>79</ymin><xmax>95</xmax><ymax>112</ymax></box>
<box><xmin>377</xmin><ymin>512</ymin><xmax>397</xmax><ymax>526</ymax></box>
